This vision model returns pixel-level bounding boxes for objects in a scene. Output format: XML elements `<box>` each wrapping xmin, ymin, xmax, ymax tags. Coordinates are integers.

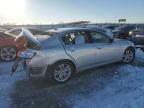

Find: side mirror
<box><xmin>75</xmin><ymin>35</ymin><xmax>85</xmax><ymax>45</ymax></box>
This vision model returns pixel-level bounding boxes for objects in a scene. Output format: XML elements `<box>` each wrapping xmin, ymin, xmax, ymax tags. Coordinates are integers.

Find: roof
<box><xmin>47</xmin><ymin>27</ymin><xmax>106</xmax><ymax>33</ymax></box>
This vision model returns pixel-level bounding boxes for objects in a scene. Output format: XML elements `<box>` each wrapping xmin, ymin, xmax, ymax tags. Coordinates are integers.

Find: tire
<box><xmin>122</xmin><ymin>47</ymin><xmax>135</xmax><ymax>63</ymax></box>
<box><xmin>0</xmin><ymin>46</ymin><xmax>17</xmax><ymax>62</ymax></box>
<box><xmin>46</xmin><ymin>61</ymin><xmax>74</xmax><ymax>83</ymax></box>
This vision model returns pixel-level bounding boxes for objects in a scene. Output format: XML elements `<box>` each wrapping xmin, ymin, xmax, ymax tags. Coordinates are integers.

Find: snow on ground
<box><xmin>68</xmin><ymin>66</ymin><xmax>144</xmax><ymax>108</ymax></box>
<box><xmin>0</xmin><ymin>62</ymin><xmax>25</xmax><ymax>108</ymax></box>
<box><xmin>66</xmin><ymin>49</ymin><xmax>144</xmax><ymax>108</ymax></box>
<box><xmin>0</xmin><ymin>49</ymin><xmax>144</xmax><ymax>108</ymax></box>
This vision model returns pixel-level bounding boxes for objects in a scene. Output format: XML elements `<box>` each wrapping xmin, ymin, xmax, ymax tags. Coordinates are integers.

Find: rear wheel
<box><xmin>0</xmin><ymin>47</ymin><xmax>17</xmax><ymax>62</ymax></box>
<box><xmin>122</xmin><ymin>48</ymin><xmax>135</xmax><ymax>63</ymax></box>
<box><xmin>46</xmin><ymin>61</ymin><xmax>74</xmax><ymax>83</ymax></box>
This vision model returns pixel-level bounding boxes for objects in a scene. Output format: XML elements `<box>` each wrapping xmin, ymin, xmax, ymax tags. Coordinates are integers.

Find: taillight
<box><xmin>18</xmin><ymin>51</ymin><xmax>36</xmax><ymax>59</ymax></box>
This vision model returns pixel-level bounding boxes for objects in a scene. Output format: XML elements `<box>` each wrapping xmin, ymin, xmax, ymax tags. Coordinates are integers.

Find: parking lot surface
<box><xmin>0</xmin><ymin>49</ymin><xmax>144</xmax><ymax>108</ymax></box>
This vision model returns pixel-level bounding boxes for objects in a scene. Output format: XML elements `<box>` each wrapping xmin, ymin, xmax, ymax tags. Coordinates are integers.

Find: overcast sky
<box><xmin>0</xmin><ymin>0</ymin><xmax>144</xmax><ymax>24</ymax></box>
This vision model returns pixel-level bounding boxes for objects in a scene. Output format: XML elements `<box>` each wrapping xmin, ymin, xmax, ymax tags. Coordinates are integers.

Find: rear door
<box><xmin>62</xmin><ymin>31</ymin><xmax>96</xmax><ymax>68</ymax></box>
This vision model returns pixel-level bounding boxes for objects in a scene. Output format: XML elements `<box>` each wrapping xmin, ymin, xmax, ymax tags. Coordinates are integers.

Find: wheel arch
<box><xmin>52</xmin><ymin>59</ymin><xmax>77</xmax><ymax>72</ymax></box>
<box><xmin>45</xmin><ymin>59</ymin><xmax>77</xmax><ymax>82</ymax></box>
<box><xmin>121</xmin><ymin>46</ymin><xmax>135</xmax><ymax>63</ymax></box>
<box><xmin>125</xmin><ymin>46</ymin><xmax>135</xmax><ymax>52</ymax></box>
<box><xmin>46</xmin><ymin>59</ymin><xmax>77</xmax><ymax>75</ymax></box>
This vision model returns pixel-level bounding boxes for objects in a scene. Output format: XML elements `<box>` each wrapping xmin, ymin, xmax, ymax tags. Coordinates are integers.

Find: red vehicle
<box><xmin>0</xmin><ymin>31</ymin><xmax>26</xmax><ymax>62</ymax></box>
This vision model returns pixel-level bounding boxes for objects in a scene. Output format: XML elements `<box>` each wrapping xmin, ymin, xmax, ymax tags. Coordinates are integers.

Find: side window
<box><xmin>62</xmin><ymin>31</ymin><xmax>89</xmax><ymax>45</ymax></box>
<box><xmin>62</xmin><ymin>33</ymin><xmax>75</xmax><ymax>45</ymax></box>
<box><xmin>90</xmin><ymin>31</ymin><xmax>110</xmax><ymax>43</ymax></box>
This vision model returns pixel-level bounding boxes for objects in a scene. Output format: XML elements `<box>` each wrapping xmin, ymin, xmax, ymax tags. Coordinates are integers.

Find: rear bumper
<box><xmin>24</xmin><ymin>61</ymin><xmax>47</xmax><ymax>79</ymax></box>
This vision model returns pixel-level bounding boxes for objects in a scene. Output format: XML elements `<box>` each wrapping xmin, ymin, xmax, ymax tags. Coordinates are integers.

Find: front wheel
<box><xmin>46</xmin><ymin>61</ymin><xmax>74</xmax><ymax>83</ymax></box>
<box><xmin>122</xmin><ymin>48</ymin><xmax>135</xmax><ymax>63</ymax></box>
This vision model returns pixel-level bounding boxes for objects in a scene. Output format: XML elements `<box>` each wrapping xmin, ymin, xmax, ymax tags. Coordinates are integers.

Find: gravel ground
<box><xmin>0</xmin><ymin>49</ymin><xmax>144</xmax><ymax>108</ymax></box>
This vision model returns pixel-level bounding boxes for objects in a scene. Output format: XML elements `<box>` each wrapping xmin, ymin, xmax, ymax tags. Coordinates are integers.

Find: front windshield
<box><xmin>0</xmin><ymin>32</ymin><xmax>15</xmax><ymax>38</ymax></box>
<box><xmin>7</xmin><ymin>29</ymin><xmax>22</xmax><ymax>36</ymax></box>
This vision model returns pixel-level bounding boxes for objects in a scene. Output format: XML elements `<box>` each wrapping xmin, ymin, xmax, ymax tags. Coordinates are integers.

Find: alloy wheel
<box><xmin>54</xmin><ymin>63</ymin><xmax>72</xmax><ymax>82</ymax></box>
<box><xmin>123</xmin><ymin>49</ymin><xmax>134</xmax><ymax>63</ymax></box>
<box><xmin>0</xmin><ymin>47</ymin><xmax>16</xmax><ymax>62</ymax></box>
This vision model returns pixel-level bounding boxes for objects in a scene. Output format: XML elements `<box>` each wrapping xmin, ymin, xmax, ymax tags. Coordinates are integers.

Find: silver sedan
<box><xmin>12</xmin><ymin>27</ymin><xmax>135</xmax><ymax>83</ymax></box>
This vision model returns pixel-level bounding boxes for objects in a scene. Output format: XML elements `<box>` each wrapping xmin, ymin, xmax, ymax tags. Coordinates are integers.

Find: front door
<box><xmin>62</xmin><ymin>31</ymin><xmax>96</xmax><ymax>68</ymax></box>
<box><xmin>88</xmin><ymin>31</ymin><xmax>122</xmax><ymax>64</ymax></box>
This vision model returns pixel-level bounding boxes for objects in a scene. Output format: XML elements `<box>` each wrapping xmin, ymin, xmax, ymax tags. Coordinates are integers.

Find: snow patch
<box><xmin>67</xmin><ymin>50</ymin><xmax>144</xmax><ymax>108</ymax></box>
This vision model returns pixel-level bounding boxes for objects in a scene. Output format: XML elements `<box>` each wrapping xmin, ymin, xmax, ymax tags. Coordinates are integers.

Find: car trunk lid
<box><xmin>15</xmin><ymin>28</ymin><xmax>41</xmax><ymax>49</ymax></box>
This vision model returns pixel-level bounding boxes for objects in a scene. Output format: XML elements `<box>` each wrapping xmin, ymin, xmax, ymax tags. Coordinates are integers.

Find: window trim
<box><xmin>61</xmin><ymin>30</ymin><xmax>90</xmax><ymax>45</ymax></box>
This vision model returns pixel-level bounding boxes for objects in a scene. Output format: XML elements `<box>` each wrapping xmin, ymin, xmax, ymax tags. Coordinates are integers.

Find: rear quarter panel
<box><xmin>28</xmin><ymin>35</ymin><xmax>76</xmax><ymax>68</ymax></box>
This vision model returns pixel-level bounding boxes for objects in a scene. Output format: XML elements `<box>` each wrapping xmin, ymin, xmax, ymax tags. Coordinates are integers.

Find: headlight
<box><xmin>129</xmin><ymin>31</ymin><xmax>133</xmax><ymax>36</ymax></box>
<box><xmin>19</xmin><ymin>51</ymin><xmax>36</xmax><ymax>59</ymax></box>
